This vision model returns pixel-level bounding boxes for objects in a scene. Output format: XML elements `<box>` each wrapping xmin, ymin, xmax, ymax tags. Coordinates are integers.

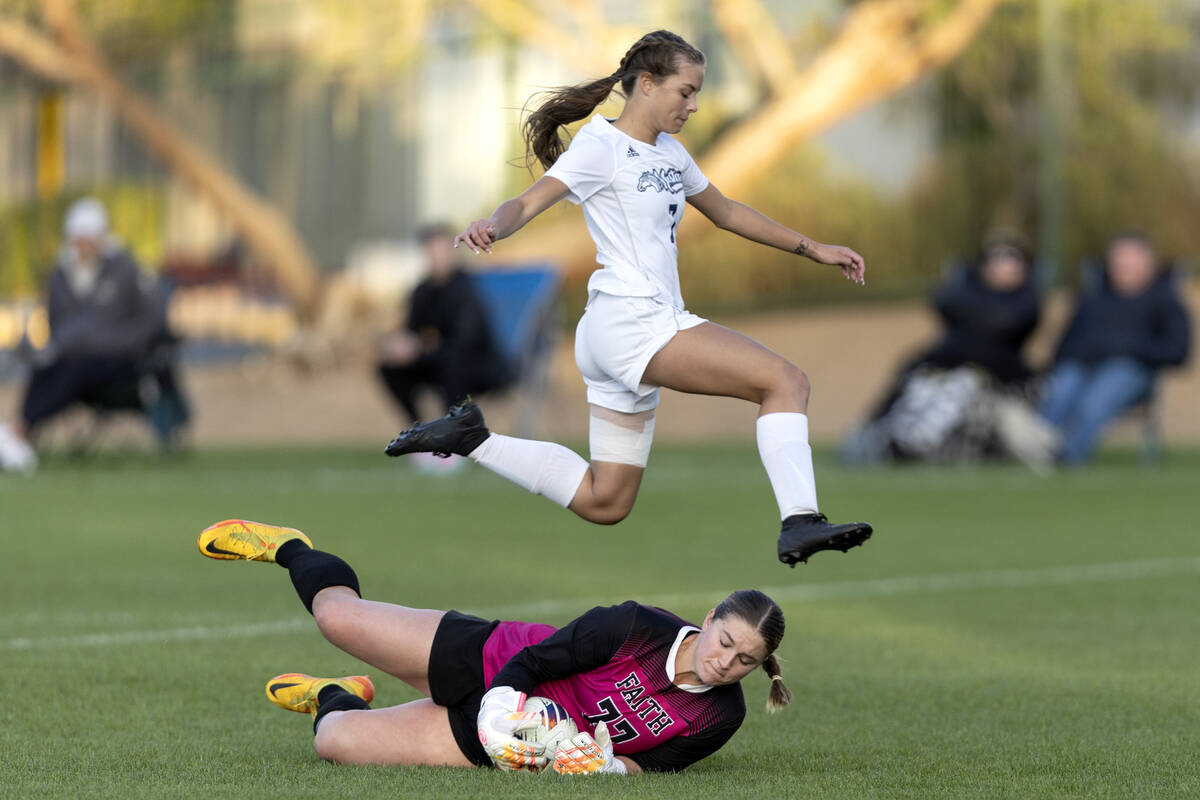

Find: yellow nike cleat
<box><xmin>265</xmin><ymin>673</ymin><xmax>375</xmax><ymax>717</ymax></box>
<box><xmin>197</xmin><ymin>519</ymin><xmax>312</xmax><ymax>562</ymax></box>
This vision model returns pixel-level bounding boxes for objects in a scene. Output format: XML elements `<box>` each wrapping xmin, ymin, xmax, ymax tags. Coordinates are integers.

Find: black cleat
<box><xmin>385</xmin><ymin>401</ymin><xmax>490</xmax><ymax>458</ymax></box>
<box><xmin>778</xmin><ymin>513</ymin><xmax>873</xmax><ymax>567</ymax></box>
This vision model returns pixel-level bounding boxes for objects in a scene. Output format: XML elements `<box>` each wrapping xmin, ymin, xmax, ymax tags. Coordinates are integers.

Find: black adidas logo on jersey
<box><xmin>626</xmin><ymin>145</ymin><xmax>640</xmax><ymax>158</ymax></box>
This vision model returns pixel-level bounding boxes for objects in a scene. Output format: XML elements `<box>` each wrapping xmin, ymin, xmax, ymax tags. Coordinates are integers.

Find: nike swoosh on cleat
<box><xmin>269</xmin><ymin>682</ymin><xmax>301</xmax><ymax>698</ymax></box>
<box><xmin>205</xmin><ymin>540</ymin><xmax>242</xmax><ymax>557</ymax></box>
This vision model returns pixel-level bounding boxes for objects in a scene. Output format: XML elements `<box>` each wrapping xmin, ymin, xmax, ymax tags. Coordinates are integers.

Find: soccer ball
<box><xmin>515</xmin><ymin>696</ymin><xmax>579</xmax><ymax>761</ymax></box>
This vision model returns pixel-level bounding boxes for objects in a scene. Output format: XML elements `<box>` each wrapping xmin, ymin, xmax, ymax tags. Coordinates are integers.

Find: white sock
<box><xmin>468</xmin><ymin>434</ymin><xmax>590</xmax><ymax>508</ymax></box>
<box><xmin>756</xmin><ymin>412</ymin><xmax>819</xmax><ymax>520</ymax></box>
<box><xmin>0</xmin><ymin>422</ymin><xmax>37</xmax><ymax>474</ymax></box>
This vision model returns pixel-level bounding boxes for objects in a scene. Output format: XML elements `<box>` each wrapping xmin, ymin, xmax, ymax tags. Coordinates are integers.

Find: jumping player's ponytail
<box><xmin>713</xmin><ymin>589</ymin><xmax>792</xmax><ymax>713</ymax></box>
<box><xmin>522</xmin><ymin>30</ymin><xmax>705</xmax><ymax>170</ymax></box>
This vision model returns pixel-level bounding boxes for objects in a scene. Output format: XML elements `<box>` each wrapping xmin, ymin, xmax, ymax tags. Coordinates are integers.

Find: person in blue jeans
<box><xmin>1040</xmin><ymin>232</ymin><xmax>1190</xmax><ymax>464</ymax></box>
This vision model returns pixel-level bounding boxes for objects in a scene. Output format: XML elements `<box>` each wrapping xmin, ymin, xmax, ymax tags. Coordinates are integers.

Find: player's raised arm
<box><xmin>687</xmin><ymin>182</ymin><xmax>866</xmax><ymax>285</ymax></box>
<box><xmin>455</xmin><ymin>176</ymin><xmax>570</xmax><ymax>254</ymax></box>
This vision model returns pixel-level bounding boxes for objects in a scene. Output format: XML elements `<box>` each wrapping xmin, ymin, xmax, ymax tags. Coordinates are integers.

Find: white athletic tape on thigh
<box><xmin>589</xmin><ymin>406</ymin><xmax>655</xmax><ymax>467</ymax></box>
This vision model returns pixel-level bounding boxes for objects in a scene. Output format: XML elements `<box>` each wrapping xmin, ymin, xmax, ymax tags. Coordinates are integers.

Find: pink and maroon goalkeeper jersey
<box><xmin>481</xmin><ymin>601</ymin><xmax>745</xmax><ymax>773</ymax></box>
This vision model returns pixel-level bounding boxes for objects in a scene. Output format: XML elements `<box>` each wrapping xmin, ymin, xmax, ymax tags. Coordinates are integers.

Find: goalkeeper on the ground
<box><xmin>198</xmin><ymin>519</ymin><xmax>792</xmax><ymax>773</ymax></box>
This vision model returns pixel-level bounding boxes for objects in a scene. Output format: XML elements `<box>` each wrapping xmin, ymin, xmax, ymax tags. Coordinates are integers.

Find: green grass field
<box><xmin>2</xmin><ymin>445</ymin><xmax>1198</xmax><ymax>799</ymax></box>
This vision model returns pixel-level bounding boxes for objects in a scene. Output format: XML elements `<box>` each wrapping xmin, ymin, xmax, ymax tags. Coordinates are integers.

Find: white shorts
<box><xmin>574</xmin><ymin>292</ymin><xmax>707</xmax><ymax>413</ymax></box>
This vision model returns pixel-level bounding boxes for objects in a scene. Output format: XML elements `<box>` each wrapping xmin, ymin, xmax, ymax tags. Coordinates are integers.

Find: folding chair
<box><xmin>471</xmin><ymin>265</ymin><xmax>562</xmax><ymax>437</ymax></box>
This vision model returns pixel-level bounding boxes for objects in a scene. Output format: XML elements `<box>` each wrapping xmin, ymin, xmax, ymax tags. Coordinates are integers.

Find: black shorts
<box><xmin>428</xmin><ymin>610</ymin><xmax>499</xmax><ymax>768</ymax></box>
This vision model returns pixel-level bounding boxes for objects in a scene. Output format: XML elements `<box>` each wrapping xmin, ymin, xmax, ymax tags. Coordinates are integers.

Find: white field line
<box><xmin>0</xmin><ymin>618</ymin><xmax>309</xmax><ymax>651</ymax></box>
<box><xmin>477</xmin><ymin>555</ymin><xmax>1200</xmax><ymax>619</ymax></box>
<box><xmin>3</xmin><ymin>556</ymin><xmax>1198</xmax><ymax>652</ymax></box>
<box><xmin>6</xmin><ymin>461</ymin><xmax>1200</xmax><ymax>497</ymax></box>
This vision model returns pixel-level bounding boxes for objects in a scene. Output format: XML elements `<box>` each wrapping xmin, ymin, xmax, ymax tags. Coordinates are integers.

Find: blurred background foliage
<box><xmin>0</xmin><ymin>0</ymin><xmax>234</xmax><ymax>60</ymax></box>
<box><xmin>673</xmin><ymin>0</ymin><xmax>1200</xmax><ymax>313</ymax></box>
<box><xmin>1</xmin><ymin>0</ymin><xmax>1198</xmax><ymax>313</ymax></box>
<box><xmin>927</xmin><ymin>0</ymin><xmax>1200</xmax><ymax>270</ymax></box>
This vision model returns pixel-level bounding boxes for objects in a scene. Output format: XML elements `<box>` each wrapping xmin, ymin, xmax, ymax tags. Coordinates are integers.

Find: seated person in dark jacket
<box><xmin>1040</xmin><ymin>231</ymin><xmax>1191</xmax><ymax>464</ymax></box>
<box><xmin>843</xmin><ymin>238</ymin><xmax>1053</xmax><ymax>466</ymax></box>
<box><xmin>0</xmin><ymin>197</ymin><xmax>163</xmax><ymax>472</ymax></box>
<box><xmin>917</xmin><ymin>239</ymin><xmax>1040</xmax><ymax>385</ymax></box>
<box><xmin>377</xmin><ymin>223</ymin><xmax>509</xmax><ymax>424</ymax></box>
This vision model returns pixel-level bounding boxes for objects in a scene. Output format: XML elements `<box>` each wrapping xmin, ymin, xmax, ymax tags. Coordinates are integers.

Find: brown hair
<box><xmin>415</xmin><ymin>221</ymin><xmax>454</xmax><ymax>244</ymax></box>
<box><xmin>1106</xmin><ymin>229</ymin><xmax>1155</xmax><ymax>258</ymax></box>
<box><xmin>713</xmin><ymin>589</ymin><xmax>792</xmax><ymax>713</ymax></box>
<box><xmin>522</xmin><ymin>30</ymin><xmax>705</xmax><ymax>170</ymax></box>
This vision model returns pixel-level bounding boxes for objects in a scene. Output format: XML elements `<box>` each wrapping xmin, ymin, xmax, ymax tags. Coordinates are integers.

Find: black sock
<box><xmin>275</xmin><ymin>538</ymin><xmax>310</xmax><ymax>568</ymax></box>
<box><xmin>313</xmin><ymin>685</ymin><xmax>370</xmax><ymax>733</ymax></box>
<box><xmin>281</xmin><ymin>547</ymin><xmax>361</xmax><ymax>614</ymax></box>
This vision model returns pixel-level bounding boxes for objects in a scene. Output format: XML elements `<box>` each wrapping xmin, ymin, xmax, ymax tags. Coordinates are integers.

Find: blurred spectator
<box><xmin>916</xmin><ymin>239</ymin><xmax>1040</xmax><ymax>385</ymax></box>
<box><xmin>1039</xmin><ymin>232</ymin><xmax>1191</xmax><ymax>465</ymax></box>
<box><xmin>0</xmin><ymin>197</ymin><xmax>182</xmax><ymax>473</ymax></box>
<box><xmin>842</xmin><ymin>237</ymin><xmax>1057</xmax><ymax>467</ymax></box>
<box><xmin>377</xmin><ymin>223</ymin><xmax>510</xmax><ymax>425</ymax></box>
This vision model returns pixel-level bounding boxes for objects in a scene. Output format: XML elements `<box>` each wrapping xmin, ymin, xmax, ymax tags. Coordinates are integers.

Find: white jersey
<box><xmin>545</xmin><ymin>115</ymin><xmax>709</xmax><ymax>309</ymax></box>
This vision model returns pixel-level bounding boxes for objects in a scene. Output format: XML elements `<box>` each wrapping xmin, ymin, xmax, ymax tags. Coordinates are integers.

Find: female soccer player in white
<box><xmin>387</xmin><ymin>30</ymin><xmax>872</xmax><ymax>567</ymax></box>
<box><xmin>199</xmin><ymin>519</ymin><xmax>792</xmax><ymax>774</ymax></box>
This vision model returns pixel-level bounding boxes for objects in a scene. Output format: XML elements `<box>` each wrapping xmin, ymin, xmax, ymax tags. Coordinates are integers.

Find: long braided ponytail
<box><xmin>712</xmin><ymin>589</ymin><xmax>792</xmax><ymax>713</ymax></box>
<box><xmin>522</xmin><ymin>30</ymin><xmax>705</xmax><ymax>170</ymax></box>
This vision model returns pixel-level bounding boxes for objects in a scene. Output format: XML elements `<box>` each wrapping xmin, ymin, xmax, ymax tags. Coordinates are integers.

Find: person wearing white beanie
<box><xmin>63</xmin><ymin>196</ymin><xmax>109</xmax><ymax>241</ymax></box>
<box><xmin>1</xmin><ymin>197</ymin><xmax>172</xmax><ymax>473</ymax></box>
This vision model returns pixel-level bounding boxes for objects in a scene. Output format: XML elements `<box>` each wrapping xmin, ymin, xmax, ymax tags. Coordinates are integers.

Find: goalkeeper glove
<box><xmin>552</xmin><ymin>721</ymin><xmax>627</xmax><ymax>775</ymax></box>
<box><xmin>476</xmin><ymin>686</ymin><xmax>546</xmax><ymax>771</ymax></box>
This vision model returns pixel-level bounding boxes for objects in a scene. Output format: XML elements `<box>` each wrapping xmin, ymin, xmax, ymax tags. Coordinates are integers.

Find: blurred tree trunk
<box><xmin>697</xmin><ymin>0</ymin><xmax>1004</xmax><ymax>205</ymax></box>
<box><xmin>712</xmin><ymin>0</ymin><xmax>798</xmax><ymax>98</ymax></box>
<box><xmin>0</xmin><ymin>18</ymin><xmax>78</xmax><ymax>82</ymax></box>
<box><xmin>0</xmin><ymin>1</ymin><xmax>322</xmax><ymax>318</ymax></box>
<box><xmin>463</xmin><ymin>0</ymin><xmax>624</xmax><ymax>74</ymax></box>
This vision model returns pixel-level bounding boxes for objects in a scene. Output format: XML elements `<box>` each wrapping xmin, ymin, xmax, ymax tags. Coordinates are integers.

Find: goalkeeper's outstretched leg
<box><xmin>199</xmin><ymin>519</ymin><xmax>479</xmax><ymax>767</ymax></box>
<box><xmin>200</xmin><ymin>519</ymin><xmax>445</xmax><ymax>695</ymax></box>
